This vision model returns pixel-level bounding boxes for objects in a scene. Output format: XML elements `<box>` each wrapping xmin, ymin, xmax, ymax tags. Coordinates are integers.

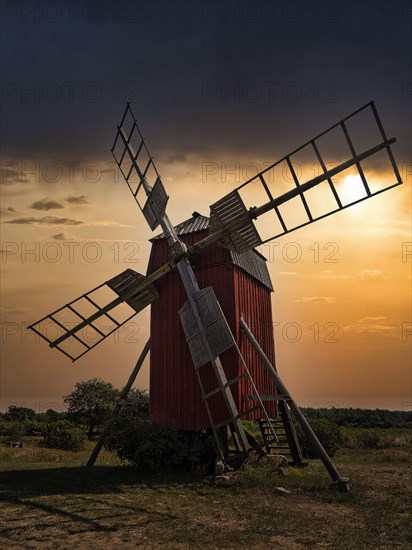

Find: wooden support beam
<box><xmin>86</xmin><ymin>338</ymin><xmax>151</xmax><ymax>468</ymax></box>
<box><xmin>240</xmin><ymin>317</ymin><xmax>350</xmax><ymax>491</ymax></box>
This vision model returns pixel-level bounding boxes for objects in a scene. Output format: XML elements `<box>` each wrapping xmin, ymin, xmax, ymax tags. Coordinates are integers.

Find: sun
<box><xmin>340</xmin><ymin>174</ymin><xmax>367</xmax><ymax>205</ymax></box>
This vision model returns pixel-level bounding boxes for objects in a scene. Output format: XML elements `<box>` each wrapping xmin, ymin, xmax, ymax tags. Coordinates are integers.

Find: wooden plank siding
<box><xmin>148</xmin><ymin>228</ymin><xmax>277</xmax><ymax>430</ymax></box>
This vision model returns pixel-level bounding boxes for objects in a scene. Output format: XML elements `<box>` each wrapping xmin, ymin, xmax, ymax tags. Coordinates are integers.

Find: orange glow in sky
<box><xmin>1</xmin><ymin>147</ymin><xmax>410</xmax><ymax>414</ymax></box>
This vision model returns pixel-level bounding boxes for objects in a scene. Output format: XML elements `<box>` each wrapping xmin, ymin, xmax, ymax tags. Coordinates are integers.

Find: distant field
<box><xmin>0</xmin><ymin>438</ymin><xmax>411</xmax><ymax>549</ymax></box>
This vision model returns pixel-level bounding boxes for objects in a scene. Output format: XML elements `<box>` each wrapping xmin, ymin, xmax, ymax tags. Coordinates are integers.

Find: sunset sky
<box><xmin>1</xmin><ymin>0</ymin><xmax>411</xmax><ymax>414</ymax></box>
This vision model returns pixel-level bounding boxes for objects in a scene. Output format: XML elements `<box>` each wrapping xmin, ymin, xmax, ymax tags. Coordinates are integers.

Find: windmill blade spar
<box><xmin>112</xmin><ymin>104</ymin><xmax>169</xmax><ymax>231</ymax></box>
<box><xmin>194</xmin><ymin>101</ymin><xmax>402</xmax><ymax>252</ymax></box>
<box><xmin>28</xmin><ymin>266</ymin><xmax>172</xmax><ymax>361</ymax></box>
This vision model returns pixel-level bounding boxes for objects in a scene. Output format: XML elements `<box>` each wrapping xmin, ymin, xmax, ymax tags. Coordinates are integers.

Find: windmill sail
<box><xmin>29</xmin><ymin>269</ymin><xmax>158</xmax><ymax>361</ymax></box>
<box><xmin>204</xmin><ymin>101</ymin><xmax>402</xmax><ymax>248</ymax></box>
<box><xmin>111</xmin><ymin>104</ymin><xmax>169</xmax><ymax>230</ymax></box>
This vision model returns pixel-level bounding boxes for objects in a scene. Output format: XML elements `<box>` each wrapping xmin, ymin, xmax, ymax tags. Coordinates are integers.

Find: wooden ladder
<box><xmin>258</xmin><ymin>405</ymin><xmax>304</xmax><ymax>466</ymax></box>
<box><xmin>258</xmin><ymin>417</ymin><xmax>293</xmax><ymax>461</ymax></box>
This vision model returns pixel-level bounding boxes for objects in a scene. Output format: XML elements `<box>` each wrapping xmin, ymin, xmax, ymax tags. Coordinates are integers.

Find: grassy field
<box><xmin>0</xmin><ymin>438</ymin><xmax>411</xmax><ymax>549</ymax></box>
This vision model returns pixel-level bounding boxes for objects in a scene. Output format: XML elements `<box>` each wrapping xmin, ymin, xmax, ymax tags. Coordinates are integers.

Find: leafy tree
<box><xmin>64</xmin><ymin>378</ymin><xmax>119</xmax><ymax>438</ymax></box>
<box><xmin>116</xmin><ymin>388</ymin><xmax>150</xmax><ymax>421</ymax></box>
<box><xmin>9</xmin><ymin>420</ymin><xmax>26</xmax><ymax>443</ymax></box>
<box><xmin>5</xmin><ymin>406</ymin><xmax>37</xmax><ymax>422</ymax></box>
<box><xmin>41</xmin><ymin>409</ymin><xmax>64</xmax><ymax>423</ymax></box>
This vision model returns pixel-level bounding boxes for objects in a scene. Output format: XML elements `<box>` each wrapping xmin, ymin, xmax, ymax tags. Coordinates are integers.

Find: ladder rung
<box><xmin>228</xmin><ymin>372</ymin><xmax>249</xmax><ymax>385</ymax></box>
<box><xmin>203</xmin><ymin>372</ymin><xmax>249</xmax><ymax>400</ymax></box>
<box><xmin>212</xmin><ymin>419</ymin><xmax>232</xmax><ymax>431</ymax></box>
<box><xmin>203</xmin><ymin>387</ymin><xmax>221</xmax><ymax>400</ymax></box>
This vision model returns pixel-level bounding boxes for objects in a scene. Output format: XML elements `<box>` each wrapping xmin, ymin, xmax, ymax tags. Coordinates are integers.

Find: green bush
<box><xmin>0</xmin><ymin>420</ymin><xmax>13</xmax><ymax>436</ymax></box>
<box><xmin>25</xmin><ymin>420</ymin><xmax>47</xmax><ymax>436</ymax></box>
<box><xmin>43</xmin><ymin>421</ymin><xmax>86</xmax><ymax>451</ymax></box>
<box><xmin>105</xmin><ymin>416</ymin><xmax>215</xmax><ymax>473</ymax></box>
<box><xmin>295</xmin><ymin>418</ymin><xmax>343</xmax><ymax>458</ymax></box>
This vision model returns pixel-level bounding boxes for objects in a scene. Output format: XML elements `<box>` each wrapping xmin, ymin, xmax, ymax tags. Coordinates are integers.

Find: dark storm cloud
<box><xmin>65</xmin><ymin>195</ymin><xmax>89</xmax><ymax>205</ymax></box>
<box><xmin>1</xmin><ymin>1</ymin><xmax>411</xmax><ymax>167</ymax></box>
<box><xmin>30</xmin><ymin>198</ymin><xmax>65</xmax><ymax>211</ymax></box>
<box><xmin>6</xmin><ymin>216</ymin><xmax>83</xmax><ymax>226</ymax></box>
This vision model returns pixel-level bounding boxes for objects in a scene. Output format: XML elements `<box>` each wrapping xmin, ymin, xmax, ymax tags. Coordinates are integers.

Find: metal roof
<box><xmin>151</xmin><ymin>212</ymin><xmax>273</xmax><ymax>291</ymax></box>
<box><xmin>230</xmin><ymin>250</ymin><xmax>273</xmax><ymax>291</ymax></box>
<box><xmin>151</xmin><ymin>212</ymin><xmax>210</xmax><ymax>240</ymax></box>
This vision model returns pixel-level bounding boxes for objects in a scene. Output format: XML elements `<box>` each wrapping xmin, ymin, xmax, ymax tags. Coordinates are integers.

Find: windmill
<box><xmin>29</xmin><ymin>101</ymin><xmax>402</xmax><ymax>491</ymax></box>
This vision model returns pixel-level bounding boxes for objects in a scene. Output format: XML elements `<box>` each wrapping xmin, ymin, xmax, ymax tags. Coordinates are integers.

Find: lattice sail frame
<box><xmin>29</xmin><ymin>269</ymin><xmax>158</xmax><ymax>361</ymax></box>
<box><xmin>211</xmin><ymin>101</ymin><xmax>402</xmax><ymax>245</ymax></box>
<box><xmin>111</xmin><ymin>103</ymin><xmax>169</xmax><ymax>230</ymax></box>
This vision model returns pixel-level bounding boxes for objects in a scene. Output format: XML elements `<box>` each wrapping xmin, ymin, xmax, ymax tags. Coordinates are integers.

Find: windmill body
<box><xmin>149</xmin><ymin>213</ymin><xmax>277</xmax><ymax>431</ymax></box>
<box><xmin>29</xmin><ymin>101</ymin><xmax>403</xmax><ymax>488</ymax></box>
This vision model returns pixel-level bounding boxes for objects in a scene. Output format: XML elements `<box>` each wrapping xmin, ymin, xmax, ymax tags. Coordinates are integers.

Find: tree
<box><xmin>64</xmin><ymin>379</ymin><xmax>119</xmax><ymax>438</ymax></box>
<box><xmin>5</xmin><ymin>406</ymin><xmax>38</xmax><ymax>422</ymax></box>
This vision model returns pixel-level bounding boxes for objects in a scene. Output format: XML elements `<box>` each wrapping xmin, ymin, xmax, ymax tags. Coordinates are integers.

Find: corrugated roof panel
<box><xmin>151</xmin><ymin>212</ymin><xmax>210</xmax><ymax>241</ymax></box>
<box><xmin>230</xmin><ymin>250</ymin><xmax>273</xmax><ymax>292</ymax></box>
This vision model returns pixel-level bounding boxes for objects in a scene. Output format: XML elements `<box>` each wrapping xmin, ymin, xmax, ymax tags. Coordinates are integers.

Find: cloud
<box><xmin>359</xmin><ymin>269</ymin><xmax>383</xmax><ymax>279</ymax></box>
<box><xmin>165</xmin><ymin>153</ymin><xmax>187</xmax><ymax>164</ymax></box>
<box><xmin>0</xmin><ymin>206</ymin><xmax>18</xmax><ymax>217</ymax></box>
<box><xmin>344</xmin><ymin>316</ymin><xmax>395</xmax><ymax>333</ymax></box>
<box><xmin>65</xmin><ymin>195</ymin><xmax>89</xmax><ymax>205</ymax></box>
<box><xmin>278</xmin><ymin>271</ymin><xmax>297</xmax><ymax>275</ymax></box>
<box><xmin>0</xmin><ymin>166</ymin><xmax>27</xmax><ymax>185</ymax></box>
<box><xmin>51</xmin><ymin>232</ymin><xmax>74</xmax><ymax>241</ymax></box>
<box><xmin>30</xmin><ymin>198</ymin><xmax>65</xmax><ymax>211</ymax></box>
<box><xmin>371</xmin><ymin>219</ymin><xmax>410</xmax><ymax>232</ymax></box>
<box><xmin>0</xmin><ymin>306</ymin><xmax>29</xmax><ymax>319</ymax></box>
<box><xmin>294</xmin><ymin>296</ymin><xmax>336</xmax><ymax>304</ymax></box>
<box><xmin>359</xmin><ymin>316</ymin><xmax>387</xmax><ymax>323</ymax></box>
<box><xmin>88</xmin><ymin>220</ymin><xmax>133</xmax><ymax>227</ymax></box>
<box><xmin>5</xmin><ymin>216</ymin><xmax>131</xmax><ymax>228</ymax></box>
<box><xmin>6</xmin><ymin>216</ymin><xmax>83</xmax><ymax>226</ymax></box>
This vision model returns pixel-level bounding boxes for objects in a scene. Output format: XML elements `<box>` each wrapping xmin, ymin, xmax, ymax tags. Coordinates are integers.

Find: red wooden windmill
<box><xmin>29</xmin><ymin>101</ymin><xmax>402</xmax><ymax>490</ymax></box>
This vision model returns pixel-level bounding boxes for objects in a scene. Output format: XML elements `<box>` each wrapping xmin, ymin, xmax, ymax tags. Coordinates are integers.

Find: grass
<box><xmin>0</xmin><ymin>437</ymin><xmax>411</xmax><ymax>549</ymax></box>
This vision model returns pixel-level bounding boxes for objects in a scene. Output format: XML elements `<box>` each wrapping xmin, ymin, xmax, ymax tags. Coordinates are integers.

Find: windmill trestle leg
<box><xmin>240</xmin><ymin>316</ymin><xmax>350</xmax><ymax>492</ymax></box>
<box><xmin>86</xmin><ymin>338</ymin><xmax>151</xmax><ymax>468</ymax></box>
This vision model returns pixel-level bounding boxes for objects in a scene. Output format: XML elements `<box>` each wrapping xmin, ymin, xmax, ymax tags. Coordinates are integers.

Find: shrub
<box><xmin>295</xmin><ymin>418</ymin><xmax>343</xmax><ymax>458</ymax></box>
<box><xmin>25</xmin><ymin>420</ymin><xmax>47</xmax><ymax>436</ymax></box>
<box><xmin>0</xmin><ymin>420</ymin><xmax>13</xmax><ymax>436</ymax></box>
<box><xmin>341</xmin><ymin>427</ymin><xmax>412</xmax><ymax>449</ymax></box>
<box><xmin>105</xmin><ymin>416</ymin><xmax>215</xmax><ymax>473</ymax></box>
<box><xmin>43</xmin><ymin>421</ymin><xmax>85</xmax><ymax>451</ymax></box>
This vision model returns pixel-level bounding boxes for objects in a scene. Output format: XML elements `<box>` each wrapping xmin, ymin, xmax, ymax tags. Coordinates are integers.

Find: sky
<box><xmin>1</xmin><ymin>0</ymin><xmax>411</xmax><ymax>414</ymax></box>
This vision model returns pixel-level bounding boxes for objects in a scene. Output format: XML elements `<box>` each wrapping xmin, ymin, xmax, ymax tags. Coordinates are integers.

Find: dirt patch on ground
<box><xmin>0</xmin><ymin>447</ymin><xmax>411</xmax><ymax>549</ymax></box>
